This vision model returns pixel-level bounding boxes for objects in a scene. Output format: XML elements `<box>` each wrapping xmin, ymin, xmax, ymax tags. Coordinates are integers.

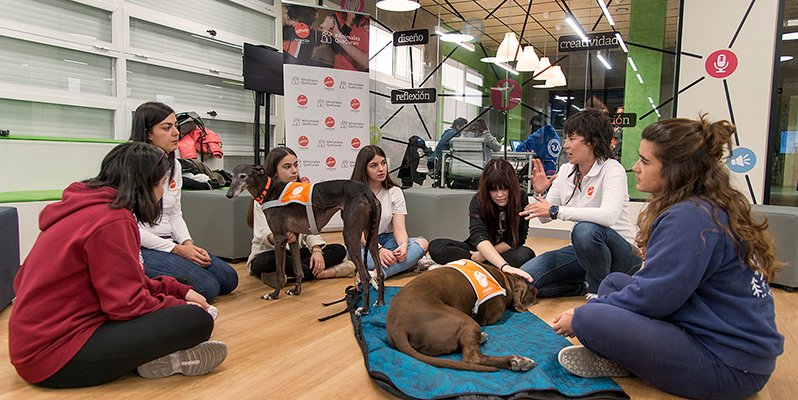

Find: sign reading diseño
<box><xmin>393</xmin><ymin>29</ymin><xmax>429</xmax><ymax>47</ymax></box>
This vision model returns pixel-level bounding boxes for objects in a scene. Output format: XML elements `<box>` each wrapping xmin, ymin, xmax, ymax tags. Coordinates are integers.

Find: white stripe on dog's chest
<box><xmin>444</xmin><ymin>259</ymin><xmax>507</xmax><ymax>314</ymax></box>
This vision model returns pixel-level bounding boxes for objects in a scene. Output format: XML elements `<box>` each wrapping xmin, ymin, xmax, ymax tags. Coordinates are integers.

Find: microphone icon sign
<box><xmin>714</xmin><ymin>54</ymin><xmax>728</xmax><ymax>73</ymax></box>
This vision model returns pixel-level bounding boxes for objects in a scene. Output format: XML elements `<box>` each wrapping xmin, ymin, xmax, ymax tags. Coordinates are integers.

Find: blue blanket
<box><xmin>348</xmin><ymin>286</ymin><xmax>628</xmax><ymax>400</ymax></box>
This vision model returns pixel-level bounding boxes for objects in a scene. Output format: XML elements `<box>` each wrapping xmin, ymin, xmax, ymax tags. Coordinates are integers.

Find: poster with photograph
<box><xmin>283</xmin><ymin>3</ymin><xmax>370</xmax><ymax>183</ymax></box>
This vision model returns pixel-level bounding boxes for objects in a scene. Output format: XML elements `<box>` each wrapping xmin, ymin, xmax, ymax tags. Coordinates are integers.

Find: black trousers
<box><xmin>428</xmin><ymin>238</ymin><xmax>535</xmax><ymax>268</ymax></box>
<box><xmin>249</xmin><ymin>243</ymin><xmax>347</xmax><ymax>279</ymax></box>
<box><xmin>37</xmin><ymin>305</ymin><xmax>213</xmax><ymax>388</ymax></box>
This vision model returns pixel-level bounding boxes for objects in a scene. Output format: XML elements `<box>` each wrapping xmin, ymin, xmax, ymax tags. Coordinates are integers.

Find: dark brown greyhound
<box><xmin>226</xmin><ymin>164</ymin><xmax>384</xmax><ymax>314</ymax></box>
<box><xmin>386</xmin><ymin>261</ymin><xmax>539</xmax><ymax>372</ymax></box>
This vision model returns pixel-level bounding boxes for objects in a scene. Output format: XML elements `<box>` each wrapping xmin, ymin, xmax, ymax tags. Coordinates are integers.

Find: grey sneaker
<box><xmin>137</xmin><ymin>341</ymin><xmax>228</xmax><ymax>378</ymax></box>
<box><xmin>585</xmin><ymin>293</ymin><xmax>599</xmax><ymax>301</ymax></box>
<box><xmin>557</xmin><ymin>345</ymin><xmax>630</xmax><ymax>378</ymax></box>
<box><xmin>416</xmin><ymin>255</ymin><xmax>436</xmax><ymax>271</ymax></box>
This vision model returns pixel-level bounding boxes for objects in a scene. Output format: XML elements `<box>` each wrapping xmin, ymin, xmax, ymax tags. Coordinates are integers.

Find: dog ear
<box><xmin>253</xmin><ymin>165</ymin><xmax>267</xmax><ymax>175</ymax></box>
<box><xmin>510</xmin><ymin>275</ymin><xmax>537</xmax><ymax>312</ymax></box>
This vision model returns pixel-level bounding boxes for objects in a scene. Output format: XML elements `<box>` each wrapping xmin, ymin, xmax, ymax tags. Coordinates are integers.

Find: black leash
<box><xmin>318</xmin><ymin>285</ymin><xmax>360</xmax><ymax>322</ymax></box>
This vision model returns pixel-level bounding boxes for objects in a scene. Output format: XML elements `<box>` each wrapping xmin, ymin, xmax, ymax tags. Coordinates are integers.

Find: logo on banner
<box><xmin>317</xmin><ymin>99</ymin><xmax>325</xmax><ymax>108</ymax></box>
<box><xmin>298</xmin><ymin>135</ymin><xmax>309</xmax><ymax>148</ymax></box>
<box><xmin>490</xmin><ymin>79</ymin><xmax>522</xmax><ymax>111</ymax></box>
<box><xmin>324</xmin><ymin>76</ymin><xmax>334</xmax><ymax>88</ymax></box>
<box><xmin>325</xmin><ymin>117</ymin><xmax>335</xmax><ymax>128</ymax></box>
<box><xmin>587</xmin><ymin>186</ymin><xmax>595</xmax><ymax>198</ymax></box>
<box><xmin>317</xmin><ymin>139</ymin><xmax>326</xmax><ymax>148</ymax></box>
<box><xmin>297</xmin><ymin>94</ymin><xmax>308</xmax><ymax>106</ymax></box>
<box><xmin>393</xmin><ymin>29</ymin><xmax>429</xmax><ymax>46</ymax></box>
<box><xmin>341</xmin><ymin>160</ymin><xmax>350</xmax><ymax>168</ymax></box>
<box><xmin>351</xmin><ymin>138</ymin><xmax>362</xmax><ymax>149</ymax></box>
<box><xmin>391</xmin><ymin>88</ymin><xmax>437</xmax><ymax>104</ymax></box>
<box><xmin>326</xmin><ymin>156</ymin><xmax>337</xmax><ymax>168</ymax></box>
<box><xmin>558</xmin><ymin>32</ymin><xmax>619</xmax><ymax>52</ymax></box>
<box><xmin>295</xmin><ymin>23</ymin><xmax>310</xmax><ymax>39</ymax></box>
<box><xmin>341</xmin><ymin>0</ymin><xmax>365</xmax><ymax>12</ymax></box>
<box><xmin>291</xmin><ymin>76</ymin><xmax>300</xmax><ymax>85</ymax></box>
<box><xmin>706</xmin><ymin>49</ymin><xmax>738</xmax><ymax>79</ymax></box>
<box><xmin>351</xmin><ymin>99</ymin><xmax>361</xmax><ymax>110</ymax></box>
<box><xmin>292</xmin><ymin>118</ymin><xmax>301</xmax><ymax>126</ymax></box>
<box><xmin>300</xmin><ymin>176</ymin><xmax>310</xmax><ymax>183</ymax></box>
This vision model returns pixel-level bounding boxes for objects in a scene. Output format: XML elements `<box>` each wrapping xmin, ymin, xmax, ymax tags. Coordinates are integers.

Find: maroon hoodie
<box><xmin>9</xmin><ymin>182</ymin><xmax>191</xmax><ymax>383</ymax></box>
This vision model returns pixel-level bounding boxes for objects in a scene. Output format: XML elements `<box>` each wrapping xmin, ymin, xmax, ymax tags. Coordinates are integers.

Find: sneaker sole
<box><xmin>557</xmin><ymin>346</ymin><xmax>630</xmax><ymax>378</ymax></box>
<box><xmin>138</xmin><ymin>341</ymin><xmax>228</xmax><ymax>378</ymax></box>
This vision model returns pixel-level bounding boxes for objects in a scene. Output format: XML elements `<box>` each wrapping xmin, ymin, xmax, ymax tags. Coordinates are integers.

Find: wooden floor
<box><xmin>0</xmin><ymin>235</ymin><xmax>795</xmax><ymax>400</ymax></box>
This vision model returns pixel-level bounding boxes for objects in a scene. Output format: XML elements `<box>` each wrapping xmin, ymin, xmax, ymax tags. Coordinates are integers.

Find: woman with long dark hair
<box><xmin>129</xmin><ymin>102</ymin><xmax>238</xmax><ymax>302</ymax></box>
<box><xmin>247</xmin><ymin>147</ymin><xmax>355</xmax><ymax>287</ymax></box>
<box><xmin>9</xmin><ymin>142</ymin><xmax>227</xmax><ymax>388</ymax></box>
<box><xmin>428</xmin><ymin>158</ymin><xmax>535</xmax><ymax>280</ymax></box>
<box><xmin>552</xmin><ymin>116</ymin><xmax>783</xmax><ymax>399</ymax></box>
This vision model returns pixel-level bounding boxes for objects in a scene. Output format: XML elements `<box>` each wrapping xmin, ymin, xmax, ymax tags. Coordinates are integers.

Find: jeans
<box><xmin>141</xmin><ymin>248</ymin><xmax>239</xmax><ymax>302</ymax></box>
<box><xmin>37</xmin><ymin>305</ymin><xmax>213</xmax><ymax>388</ymax></box>
<box><xmin>249</xmin><ymin>244</ymin><xmax>347</xmax><ymax>280</ymax></box>
<box><xmin>572</xmin><ymin>273</ymin><xmax>771</xmax><ymax>400</ymax></box>
<box><xmin>519</xmin><ymin>222</ymin><xmax>641</xmax><ymax>297</ymax></box>
<box><xmin>428</xmin><ymin>238</ymin><xmax>535</xmax><ymax>268</ymax></box>
<box><xmin>362</xmin><ymin>232</ymin><xmax>426</xmax><ymax>278</ymax></box>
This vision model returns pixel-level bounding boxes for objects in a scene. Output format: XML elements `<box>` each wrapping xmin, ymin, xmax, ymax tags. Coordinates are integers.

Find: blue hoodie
<box><xmin>595</xmin><ymin>198</ymin><xmax>783</xmax><ymax>375</ymax></box>
<box><xmin>515</xmin><ymin>124</ymin><xmax>560</xmax><ymax>175</ymax></box>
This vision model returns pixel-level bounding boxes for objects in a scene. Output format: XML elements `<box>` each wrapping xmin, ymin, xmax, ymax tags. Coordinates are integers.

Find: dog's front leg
<box><xmin>262</xmin><ymin>235</ymin><xmax>288</xmax><ymax>300</ymax></box>
<box><xmin>286</xmin><ymin>238</ymin><xmax>303</xmax><ymax>296</ymax></box>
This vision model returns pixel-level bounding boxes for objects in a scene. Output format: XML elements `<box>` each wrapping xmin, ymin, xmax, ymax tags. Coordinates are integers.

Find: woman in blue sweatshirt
<box><xmin>550</xmin><ymin>116</ymin><xmax>784</xmax><ymax>399</ymax></box>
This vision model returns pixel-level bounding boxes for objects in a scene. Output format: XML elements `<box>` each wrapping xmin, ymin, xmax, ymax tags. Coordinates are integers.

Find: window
<box><xmin>440</xmin><ymin>60</ymin><xmax>483</xmax><ymax>133</ymax></box>
<box><xmin>369</xmin><ymin>24</ymin><xmax>424</xmax><ymax>83</ymax></box>
<box><xmin>0</xmin><ymin>98</ymin><xmax>113</xmax><ymax>139</ymax></box>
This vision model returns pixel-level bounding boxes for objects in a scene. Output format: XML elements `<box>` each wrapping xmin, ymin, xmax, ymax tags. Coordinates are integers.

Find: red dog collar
<box><xmin>253</xmin><ymin>176</ymin><xmax>272</xmax><ymax>204</ymax></box>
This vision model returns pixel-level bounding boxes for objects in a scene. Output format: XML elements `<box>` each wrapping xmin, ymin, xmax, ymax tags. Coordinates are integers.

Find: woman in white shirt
<box><xmin>520</xmin><ymin>108</ymin><xmax>641</xmax><ymax>299</ymax></box>
<box><xmin>247</xmin><ymin>147</ymin><xmax>354</xmax><ymax>287</ymax></box>
<box><xmin>129</xmin><ymin>102</ymin><xmax>238</xmax><ymax>302</ymax></box>
<box><xmin>351</xmin><ymin>145</ymin><xmax>429</xmax><ymax>279</ymax></box>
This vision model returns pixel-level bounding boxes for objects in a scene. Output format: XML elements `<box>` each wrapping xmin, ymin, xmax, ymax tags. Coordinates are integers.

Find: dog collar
<box><xmin>253</xmin><ymin>177</ymin><xmax>272</xmax><ymax>204</ymax></box>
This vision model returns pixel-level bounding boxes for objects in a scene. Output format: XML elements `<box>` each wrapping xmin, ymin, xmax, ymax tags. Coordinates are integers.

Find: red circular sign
<box><xmin>295</xmin><ymin>23</ymin><xmax>310</xmax><ymax>39</ymax></box>
<box><xmin>351</xmin><ymin>137</ymin><xmax>361</xmax><ymax>149</ymax></box>
<box><xmin>297</xmin><ymin>94</ymin><xmax>307</xmax><ymax>106</ymax></box>
<box><xmin>705</xmin><ymin>49</ymin><xmax>738</xmax><ymax>79</ymax></box>
<box><xmin>300</xmin><ymin>176</ymin><xmax>310</xmax><ymax>183</ymax></box>
<box><xmin>324</xmin><ymin>76</ymin><xmax>334</xmax><ymax>88</ymax></box>
<box><xmin>350</xmin><ymin>98</ymin><xmax>360</xmax><ymax>110</ymax></box>
<box><xmin>325</xmin><ymin>117</ymin><xmax>335</xmax><ymax>128</ymax></box>
<box><xmin>326</xmin><ymin>157</ymin><xmax>336</xmax><ymax>168</ymax></box>
<box><xmin>169</xmin><ymin>179</ymin><xmax>176</xmax><ymax>190</ymax></box>
<box><xmin>298</xmin><ymin>135</ymin><xmax>309</xmax><ymax>147</ymax></box>
<box><xmin>490</xmin><ymin>79</ymin><xmax>522</xmax><ymax>111</ymax></box>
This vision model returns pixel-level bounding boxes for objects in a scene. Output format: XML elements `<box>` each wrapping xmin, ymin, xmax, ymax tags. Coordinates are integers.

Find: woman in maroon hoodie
<box><xmin>9</xmin><ymin>142</ymin><xmax>227</xmax><ymax>388</ymax></box>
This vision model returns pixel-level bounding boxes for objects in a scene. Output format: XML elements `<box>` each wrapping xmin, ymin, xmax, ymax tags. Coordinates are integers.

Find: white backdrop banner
<box><xmin>283</xmin><ymin>3</ymin><xmax>370</xmax><ymax>183</ymax></box>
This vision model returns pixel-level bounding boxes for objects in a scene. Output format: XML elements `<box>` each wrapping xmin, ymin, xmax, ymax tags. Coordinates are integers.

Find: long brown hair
<box><xmin>350</xmin><ymin>145</ymin><xmax>399</xmax><ymax>190</ymax></box>
<box><xmin>636</xmin><ymin>115</ymin><xmax>780</xmax><ymax>281</ymax></box>
<box><xmin>476</xmin><ymin>159</ymin><xmax>521</xmax><ymax>247</ymax></box>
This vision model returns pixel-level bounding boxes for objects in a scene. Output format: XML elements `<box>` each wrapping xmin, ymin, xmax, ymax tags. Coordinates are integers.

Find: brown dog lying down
<box><xmin>386</xmin><ymin>259</ymin><xmax>539</xmax><ymax>372</ymax></box>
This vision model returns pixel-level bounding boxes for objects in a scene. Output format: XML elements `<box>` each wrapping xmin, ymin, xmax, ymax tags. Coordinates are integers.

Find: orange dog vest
<box><xmin>261</xmin><ymin>182</ymin><xmax>320</xmax><ymax>234</ymax></box>
<box><xmin>444</xmin><ymin>259</ymin><xmax>507</xmax><ymax>314</ymax></box>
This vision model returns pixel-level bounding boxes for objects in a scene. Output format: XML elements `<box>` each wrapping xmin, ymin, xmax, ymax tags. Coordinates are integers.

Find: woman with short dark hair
<box><xmin>9</xmin><ymin>142</ymin><xmax>227</xmax><ymax>388</ymax></box>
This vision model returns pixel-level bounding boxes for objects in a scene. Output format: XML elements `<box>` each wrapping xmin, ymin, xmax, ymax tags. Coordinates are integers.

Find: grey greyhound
<box><xmin>226</xmin><ymin>164</ymin><xmax>384</xmax><ymax>314</ymax></box>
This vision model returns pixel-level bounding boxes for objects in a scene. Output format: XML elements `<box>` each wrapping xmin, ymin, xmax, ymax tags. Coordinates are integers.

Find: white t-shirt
<box><xmin>534</xmin><ymin>159</ymin><xmax>637</xmax><ymax>244</ymax></box>
<box><xmin>375</xmin><ymin>186</ymin><xmax>407</xmax><ymax>234</ymax></box>
<box><xmin>138</xmin><ymin>159</ymin><xmax>192</xmax><ymax>252</ymax></box>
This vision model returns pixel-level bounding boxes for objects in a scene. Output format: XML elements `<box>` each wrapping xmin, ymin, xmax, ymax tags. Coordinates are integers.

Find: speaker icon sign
<box><xmin>727</xmin><ymin>147</ymin><xmax>756</xmax><ymax>173</ymax></box>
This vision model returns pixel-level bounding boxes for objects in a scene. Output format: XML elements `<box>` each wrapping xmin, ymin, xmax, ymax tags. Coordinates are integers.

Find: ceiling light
<box><xmin>495</xmin><ymin>32</ymin><xmax>522</xmax><ymax>62</ymax></box>
<box><xmin>615</xmin><ymin>33</ymin><xmax>628</xmax><ymax>53</ymax></box>
<box><xmin>597</xmin><ymin>51</ymin><xmax>612</xmax><ymax>69</ymax></box>
<box><xmin>439</xmin><ymin>33</ymin><xmax>475</xmax><ymax>43</ymax></box>
<box><xmin>565</xmin><ymin>16</ymin><xmax>589</xmax><ymax>42</ymax></box>
<box><xmin>457</xmin><ymin>41</ymin><xmax>475</xmax><ymax>52</ymax></box>
<box><xmin>628</xmin><ymin>57</ymin><xmax>638</xmax><ymax>71</ymax></box>
<box><xmin>515</xmin><ymin>46</ymin><xmax>541</xmax><ymax>72</ymax></box>
<box><xmin>495</xmin><ymin>62</ymin><xmax>519</xmax><ymax>76</ymax></box>
<box><xmin>783</xmin><ymin>32</ymin><xmax>798</xmax><ymax>41</ymax></box>
<box><xmin>480</xmin><ymin>56</ymin><xmax>503</xmax><ymax>63</ymax></box>
<box><xmin>788</xmin><ymin>19</ymin><xmax>798</xmax><ymax>27</ymax></box>
<box><xmin>534</xmin><ymin>57</ymin><xmax>557</xmax><ymax>80</ymax></box>
<box><xmin>533</xmin><ymin>82</ymin><xmax>556</xmax><ymax>89</ymax></box>
<box><xmin>781</xmin><ymin>55</ymin><xmax>794</xmax><ymax>62</ymax></box>
<box><xmin>597</xmin><ymin>0</ymin><xmax>615</xmax><ymax>26</ymax></box>
<box><xmin>546</xmin><ymin>66</ymin><xmax>567</xmax><ymax>87</ymax></box>
<box><xmin>376</xmin><ymin>0</ymin><xmax>420</xmax><ymax>12</ymax></box>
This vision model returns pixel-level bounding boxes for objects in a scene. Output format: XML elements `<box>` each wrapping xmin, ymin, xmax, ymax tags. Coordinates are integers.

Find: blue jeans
<box><xmin>361</xmin><ymin>232</ymin><xmax>426</xmax><ymax>279</ymax></box>
<box><xmin>141</xmin><ymin>248</ymin><xmax>238</xmax><ymax>302</ymax></box>
<box><xmin>572</xmin><ymin>273</ymin><xmax>771</xmax><ymax>399</ymax></box>
<box><xmin>520</xmin><ymin>222</ymin><xmax>641</xmax><ymax>297</ymax></box>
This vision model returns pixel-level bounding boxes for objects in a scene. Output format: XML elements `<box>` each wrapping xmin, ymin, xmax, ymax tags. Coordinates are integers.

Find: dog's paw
<box><xmin>373</xmin><ymin>299</ymin><xmax>384</xmax><ymax>307</ymax></box>
<box><xmin>354</xmin><ymin>306</ymin><xmax>370</xmax><ymax>316</ymax></box>
<box><xmin>286</xmin><ymin>287</ymin><xmax>301</xmax><ymax>296</ymax></box>
<box><xmin>480</xmin><ymin>332</ymin><xmax>489</xmax><ymax>345</ymax></box>
<box><xmin>261</xmin><ymin>293</ymin><xmax>278</xmax><ymax>300</ymax></box>
<box><xmin>509</xmin><ymin>356</ymin><xmax>537</xmax><ymax>372</ymax></box>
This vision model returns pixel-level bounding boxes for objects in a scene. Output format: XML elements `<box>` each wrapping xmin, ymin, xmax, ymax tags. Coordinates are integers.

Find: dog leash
<box><xmin>318</xmin><ymin>285</ymin><xmax>359</xmax><ymax>322</ymax></box>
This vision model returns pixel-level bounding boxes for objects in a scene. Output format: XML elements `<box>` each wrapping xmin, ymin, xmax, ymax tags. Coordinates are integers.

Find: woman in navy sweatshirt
<box><xmin>551</xmin><ymin>116</ymin><xmax>784</xmax><ymax>399</ymax></box>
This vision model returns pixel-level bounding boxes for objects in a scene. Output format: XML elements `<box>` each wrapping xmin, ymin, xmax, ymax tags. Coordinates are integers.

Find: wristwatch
<box><xmin>549</xmin><ymin>205</ymin><xmax>560</xmax><ymax>220</ymax></box>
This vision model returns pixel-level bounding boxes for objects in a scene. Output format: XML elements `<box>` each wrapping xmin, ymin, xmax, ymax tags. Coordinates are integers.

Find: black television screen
<box><xmin>243</xmin><ymin>43</ymin><xmax>284</xmax><ymax>95</ymax></box>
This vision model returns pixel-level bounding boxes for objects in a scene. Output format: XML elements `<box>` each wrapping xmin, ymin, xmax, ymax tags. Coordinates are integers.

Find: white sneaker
<box><xmin>416</xmin><ymin>255</ymin><xmax>436</xmax><ymax>271</ymax></box>
<box><xmin>557</xmin><ymin>345</ymin><xmax>630</xmax><ymax>378</ymax></box>
<box><xmin>585</xmin><ymin>293</ymin><xmax>599</xmax><ymax>301</ymax></box>
<box><xmin>368</xmin><ymin>269</ymin><xmax>379</xmax><ymax>290</ymax></box>
<box><xmin>207</xmin><ymin>305</ymin><xmax>219</xmax><ymax>321</ymax></box>
<box><xmin>137</xmin><ymin>341</ymin><xmax>228</xmax><ymax>379</ymax></box>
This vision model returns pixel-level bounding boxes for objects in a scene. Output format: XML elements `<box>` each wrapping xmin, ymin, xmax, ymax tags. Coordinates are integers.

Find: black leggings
<box><xmin>249</xmin><ymin>243</ymin><xmax>348</xmax><ymax>280</ymax></box>
<box><xmin>37</xmin><ymin>305</ymin><xmax>213</xmax><ymax>388</ymax></box>
<box><xmin>428</xmin><ymin>239</ymin><xmax>535</xmax><ymax>268</ymax></box>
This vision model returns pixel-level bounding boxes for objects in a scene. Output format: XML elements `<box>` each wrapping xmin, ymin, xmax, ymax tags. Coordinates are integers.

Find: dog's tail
<box><xmin>390</xmin><ymin>331</ymin><xmax>499</xmax><ymax>372</ymax></box>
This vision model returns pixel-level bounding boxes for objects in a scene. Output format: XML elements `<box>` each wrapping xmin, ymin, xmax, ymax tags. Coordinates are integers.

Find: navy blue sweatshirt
<box><xmin>595</xmin><ymin>198</ymin><xmax>783</xmax><ymax>374</ymax></box>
